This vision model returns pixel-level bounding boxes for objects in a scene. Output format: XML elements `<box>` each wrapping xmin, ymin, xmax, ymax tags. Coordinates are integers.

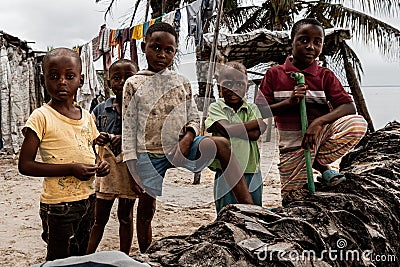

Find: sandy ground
<box><xmin>0</xmin><ymin>128</ymin><xmax>281</xmax><ymax>266</ymax></box>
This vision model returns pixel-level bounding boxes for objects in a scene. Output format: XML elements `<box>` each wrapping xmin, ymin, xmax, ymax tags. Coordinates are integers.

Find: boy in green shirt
<box><xmin>205</xmin><ymin>62</ymin><xmax>267</xmax><ymax>213</ymax></box>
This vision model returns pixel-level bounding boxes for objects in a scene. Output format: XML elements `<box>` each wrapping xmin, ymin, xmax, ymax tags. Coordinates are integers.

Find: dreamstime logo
<box><xmin>254</xmin><ymin>238</ymin><xmax>397</xmax><ymax>263</ymax></box>
<box><xmin>122</xmin><ymin>61</ymin><xmax>276</xmax><ymax>207</ymax></box>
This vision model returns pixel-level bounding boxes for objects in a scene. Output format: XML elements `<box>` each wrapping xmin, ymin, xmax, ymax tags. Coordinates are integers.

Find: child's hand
<box><xmin>96</xmin><ymin>160</ymin><xmax>110</xmax><ymax>177</ymax></box>
<box><xmin>126</xmin><ymin>160</ymin><xmax>145</xmax><ymax>195</ymax></box>
<box><xmin>110</xmin><ymin>134</ymin><xmax>122</xmax><ymax>152</ymax></box>
<box><xmin>131</xmin><ymin>176</ymin><xmax>145</xmax><ymax>195</ymax></box>
<box><xmin>302</xmin><ymin>119</ymin><xmax>323</xmax><ymax>149</ymax></box>
<box><xmin>95</xmin><ymin>132</ymin><xmax>110</xmax><ymax>146</ymax></box>
<box><xmin>168</xmin><ymin>134</ymin><xmax>193</xmax><ymax>167</ymax></box>
<box><xmin>289</xmin><ymin>84</ymin><xmax>307</xmax><ymax>105</ymax></box>
<box><xmin>72</xmin><ymin>163</ymin><xmax>98</xmax><ymax>181</ymax></box>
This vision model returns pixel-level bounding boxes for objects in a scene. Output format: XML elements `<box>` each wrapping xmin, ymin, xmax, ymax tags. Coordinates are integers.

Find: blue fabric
<box><xmin>92</xmin><ymin>97</ymin><xmax>121</xmax><ymax>135</ymax></box>
<box><xmin>135</xmin><ymin>136</ymin><xmax>209</xmax><ymax>196</ymax></box>
<box><xmin>174</xmin><ymin>8</ymin><xmax>181</xmax><ymax>34</ymax></box>
<box><xmin>213</xmin><ymin>170</ymin><xmax>263</xmax><ymax>213</ymax></box>
<box><xmin>143</xmin><ymin>21</ymin><xmax>150</xmax><ymax>35</ymax></box>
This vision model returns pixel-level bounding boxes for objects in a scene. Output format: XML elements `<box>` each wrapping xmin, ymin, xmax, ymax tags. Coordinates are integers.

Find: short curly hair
<box><xmin>217</xmin><ymin>61</ymin><xmax>247</xmax><ymax>82</ymax></box>
<box><xmin>42</xmin><ymin>47</ymin><xmax>82</xmax><ymax>73</ymax></box>
<box><xmin>145</xmin><ymin>22</ymin><xmax>178</xmax><ymax>43</ymax></box>
<box><xmin>109</xmin><ymin>59</ymin><xmax>138</xmax><ymax>74</ymax></box>
<box><xmin>290</xmin><ymin>18</ymin><xmax>325</xmax><ymax>41</ymax></box>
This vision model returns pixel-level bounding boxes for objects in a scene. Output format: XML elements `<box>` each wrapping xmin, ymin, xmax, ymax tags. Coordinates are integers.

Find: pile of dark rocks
<box><xmin>134</xmin><ymin>121</ymin><xmax>400</xmax><ymax>267</ymax></box>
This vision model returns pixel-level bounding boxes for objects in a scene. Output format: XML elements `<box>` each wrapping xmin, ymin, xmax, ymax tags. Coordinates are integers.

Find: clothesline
<box><xmin>76</xmin><ymin>0</ymin><xmax>215</xmax><ymax>66</ymax></box>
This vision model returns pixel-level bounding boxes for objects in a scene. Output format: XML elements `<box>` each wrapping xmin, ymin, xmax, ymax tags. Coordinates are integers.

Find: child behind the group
<box><xmin>255</xmin><ymin>18</ymin><xmax>367</xmax><ymax>196</ymax></box>
<box><xmin>86</xmin><ymin>59</ymin><xmax>139</xmax><ymax>255</ymax></box>
<box><xmin>18</xmin><ymin>47</ymin><xmax>110</xmax><ymax>261</ymax></box>
<box><xmin>205</xmin><ymin>62</ymin><xmax>267</xmax><ymax>213</ymax></box>
<box><xmin>122</xmin><ymin>22</ymin><xmax>254</xmax><ymax>253</ymax></box>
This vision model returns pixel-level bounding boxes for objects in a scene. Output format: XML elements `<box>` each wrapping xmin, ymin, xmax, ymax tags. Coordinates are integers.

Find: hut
<box><xmin>0</xmin><ymin>31</ymin><xmax>43</xmax><ymax>154</ymax></box>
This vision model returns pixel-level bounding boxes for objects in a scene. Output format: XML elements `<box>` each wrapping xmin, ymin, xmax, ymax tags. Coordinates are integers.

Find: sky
<box><xmin>0</xmin><ymin>0</ymin><xmax>399</xmax><ymax>129</ymax></box>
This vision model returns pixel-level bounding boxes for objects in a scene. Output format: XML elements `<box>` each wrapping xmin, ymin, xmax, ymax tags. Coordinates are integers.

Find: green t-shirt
<box><xmin>204</xmin><ymin>99</ymin><xmax>262</xmax><ymax>173</ymax></box>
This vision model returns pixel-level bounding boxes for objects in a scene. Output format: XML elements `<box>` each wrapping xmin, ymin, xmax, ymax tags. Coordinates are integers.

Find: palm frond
<box><xmin>307</xmin><ymin>3</ymin><xmax>400</xmax><ymax>60</ymax></box>
<box><xmin>207</xmin><ymin>6</ymin><xmax>261</xmax><ymax>33</ymax></box>
<box><xmin>324</xmin><ymin>0</ymin><xmax>399</xmax><ymax>17</ymax></box>
<box><xmin>234</xmin><ymin>8</ymin><xmax>273</xmax><ymax>33</ymax></box>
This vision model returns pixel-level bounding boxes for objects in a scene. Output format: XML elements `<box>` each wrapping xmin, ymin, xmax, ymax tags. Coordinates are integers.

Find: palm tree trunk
<box><xmin>340</xmin><ymin>42</ymin><xmax>375</xmax><ymax>132</ymax></box>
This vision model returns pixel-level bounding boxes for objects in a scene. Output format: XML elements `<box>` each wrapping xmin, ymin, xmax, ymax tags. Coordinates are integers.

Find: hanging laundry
<box><xmin>149</xmin><ymin>19</ymin><xmax>155</xmax><ymax>26</ymax></box>
<box><xmin>186</xmin><ymin>0</ymin><xmax>216</xmax><ymax>49</ymax></box>
<box><xmin>108</xmin><ymin>29</ymin><xmax>116</xmax><ymax>47</ymax></box>
<box><xmin>155</xmin><ymin>16</ymin><xmax>162</xmax><ymax>23</ymax></box>
<box><xmin>174</xmin><ymin>9</ymin><xmax>182</xmax><ymax>36</ymax></box>
<box><xmin>92</xmin><ymin>35</ymin><xmax>102</xmax><ymax>62</ymax></box>
<box><xmin>186</xmin><ymin>0</ymin><xmax>202</xmax><ymax>47</ymax></box>
<box><xmin>143</xmin><ymin>21</ymin><xmax>150</xmax><ymax>36</ymax></box>
<box><xmin>162</xmin><ymin>10</ymin><xmax>175</xmax><ymax>25</ymax></box>
<box><xmin>73</xmin><ymin>46</ymin><xmax>80</xmax><ymax>55</ymax></box>
<box><xmin>115</xmin><ymin>29</ymin><xmax>124</xmax><ymax>59</ymax></box>
<box><xmin>108</xmin><ymin>29</ymin><xmax>122</xmax><ymax>58</ymax></box>
<box><xmin>78</xmin><ymin>42</ymin><xmax>102</xmax><ymax>110</ymax></box>
<box><xmin>128</xmin><ymin>27</ymin><xmax>139</xmax><ymax>66</ymax></box>
<box><xmin>132</xmin><ymin>24</ymin><xmax>144</xmax><ymax>40</ymax></box>
<box><xmin>99</xmin><ymin>25</ymin><xmax>111</xmax><ymax>53</ymax></box>
<box><xmin>121</xmin><ymin>27</ymin><xmax>131</xmax><ymax>58</ymax></box>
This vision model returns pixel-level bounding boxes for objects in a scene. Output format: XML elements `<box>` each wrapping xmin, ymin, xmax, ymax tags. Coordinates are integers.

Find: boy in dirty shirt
<box><xmin>122</xmin><ymin>22</ymin><xmax>254</xmax><ymax>253</ymax></box>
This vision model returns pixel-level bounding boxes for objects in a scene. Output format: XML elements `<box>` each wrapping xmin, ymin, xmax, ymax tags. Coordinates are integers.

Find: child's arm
<box><xmin>208</xmin><ymin>118</ymin><xmax>267</xmax><ymax>141</ymax></box>
<box><xmin>206</xmin><ymin>102</ymin><xmax>266</xmax><ymax>140</ymax></box>
<box><xmin>302</xmin><ymin>102</ymin><xmax>356</xmax><ymax>149</ymax></box>
<box><xmin>18</xmin><ymin>128</ymin><xmax>99</xmax><ymax>181</ymax></box>
<box><xmin>168</xmin><ymin>129</ymin><xmax>196</xmax><ymax>167</ymax></box>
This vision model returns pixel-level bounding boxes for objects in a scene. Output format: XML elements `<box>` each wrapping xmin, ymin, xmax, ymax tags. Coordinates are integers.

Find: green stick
<box><xmin>290</xmin><ymin>72</ymin><xmax>315</xmax><ymax>194</ymax></box>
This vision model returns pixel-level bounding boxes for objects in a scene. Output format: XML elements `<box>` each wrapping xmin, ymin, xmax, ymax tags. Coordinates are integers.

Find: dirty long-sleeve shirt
<box><xmin>122</xmin><ymin>69</ymin><xmax>200</xmax><ymax>161</ymax></box>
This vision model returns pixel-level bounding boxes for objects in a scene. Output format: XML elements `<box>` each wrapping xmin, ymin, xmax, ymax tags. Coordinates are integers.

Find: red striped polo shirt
<box><xmin>255</xmin><ymin>57</ymin><xmax>353</xmax><ymax>132</ymax></box>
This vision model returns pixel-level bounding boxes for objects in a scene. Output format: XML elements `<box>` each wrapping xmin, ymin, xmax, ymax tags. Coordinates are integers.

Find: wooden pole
<box><xmin>102</xmin><ymin>54</ymin><xmax>110</xmax><ymax>100</ymax></box>
<box><xmin>193</xmin><ymin>0</ymin><xmax>224</xmax><ymax>184</ymax></box>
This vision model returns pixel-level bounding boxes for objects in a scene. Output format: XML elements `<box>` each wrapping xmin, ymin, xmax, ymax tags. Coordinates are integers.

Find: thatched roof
<box><xmin>203</xmin><ymin>28</ymin><xmax>351</xmax><ymax>68</ymax></box>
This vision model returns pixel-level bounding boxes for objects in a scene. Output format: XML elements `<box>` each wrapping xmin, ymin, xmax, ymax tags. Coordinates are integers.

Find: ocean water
<box><xmin>361</xmin><ymin>87</ymin><xmax>400</xmax><ymax>130</ymax></box>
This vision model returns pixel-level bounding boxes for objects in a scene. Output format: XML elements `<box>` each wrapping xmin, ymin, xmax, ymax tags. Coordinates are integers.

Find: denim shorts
<box><xmin>135</xmin><ymin>136</ymin><xmax>210</xmax><ymax>197</ymax></box>
<box><xmin>39</xmin><ymin>194</ymin><xmax>95</xmax><ymax>261</ymax></box>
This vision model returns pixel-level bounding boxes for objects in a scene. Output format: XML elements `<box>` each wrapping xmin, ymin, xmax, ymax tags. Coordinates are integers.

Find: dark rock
<box><xmin>133</xmin><ymin>121</ymin><xmax>400</xmax><ymax>267</ymax></box>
